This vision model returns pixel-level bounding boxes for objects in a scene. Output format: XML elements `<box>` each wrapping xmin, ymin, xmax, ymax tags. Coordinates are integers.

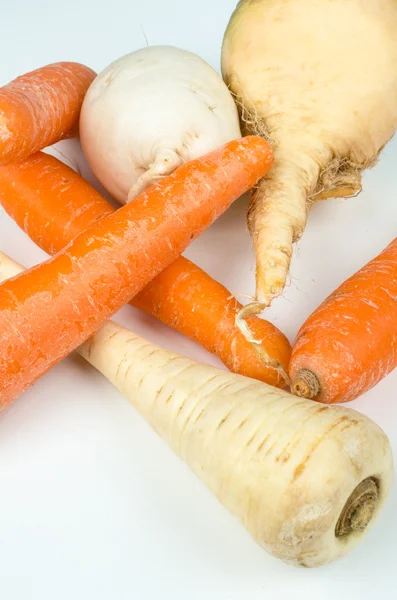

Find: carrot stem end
<box><xmin>292</xmin><ymin>369</ymin><xmax>321</xmax><ymax>399</ymax></box>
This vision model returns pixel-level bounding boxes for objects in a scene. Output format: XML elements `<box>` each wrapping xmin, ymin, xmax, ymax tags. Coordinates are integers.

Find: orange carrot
<box><xmin>290</xmin><ymin>236</ymin><xmax>397</xmax><ymax>403</ymax></box>
<box><xmin>0</xmin><ymin>150</ymin><xmax>291</xmax><ymax>386</ymax></box>
<box><xmin>0</xmin><ymin>136</ymin><xmax>273</xmax><ymax>406</ymax></box>
<box><xmin>0</xmin><ymin>62</ymin><xmax>96</xmax><ymax>164</ymax></box>
<box><xmin>133</xmin><ymin>260</ymin><xmax>291</xmax><ymax>384</ymax></box>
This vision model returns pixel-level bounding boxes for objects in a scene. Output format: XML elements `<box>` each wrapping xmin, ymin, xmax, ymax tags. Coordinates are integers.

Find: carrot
<box><xmin>0</xmin><ymin>136</ymin><xmax>272</xmax><ymax>406</ymax></box>
<box><xmin>0</xmin><ymin>250</ymin><xmax>393</xmax><ymax>568</ymax></box>
<box><xmin>290</xmin><ymin>236</ymin><xmax>397</xmax><ymax>403</ymax></box>
<box><xmin>0</xmin><ymin>150</ymin><xmax>291</xmax><ymax>386</ymax></box>
<box><xmin>0</xmin><ymin>62</ymin><xmax>96</xmax><ymax>165</ymax></box>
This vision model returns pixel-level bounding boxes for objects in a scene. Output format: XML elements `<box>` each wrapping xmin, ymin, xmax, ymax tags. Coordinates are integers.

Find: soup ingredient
<box><xmin>80</xmin><ymin>45</ymin><xmax>242</xmax><ymax>204</ymax></box>
<box><xmin>0</xmin><ymin>136</ymin><xmax>271</xmax><ymax>405</ymax></box>
<box><xmin>0</xmin><ymin>62</ymin><xmax>96</xmax><ymax>164</ymax></box>
<box><xmin>0</xmin><ymin>251</ymin><xmax>393</xmax><ymax>569</ymax></box>
<box><xmin>2</xmin><ymin>248</ymin><xmax>393</xmax><ymax>568</ymax></box>
<box><xmin>222</xmin><ymin>0</ymin><xmax>397</xmax><ymax>308</ymax></box>
<box><xmin>0</xmin><ymin>149</ymin><xmax>290</xmax><ymax>386</ymax></box>
<box><xmin>290</xmin><ymin>237</ymin><xmax>397</xmax><ymax>403</ymax></box>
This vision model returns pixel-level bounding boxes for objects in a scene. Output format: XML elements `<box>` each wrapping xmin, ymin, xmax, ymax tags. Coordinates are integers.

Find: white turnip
<box><xmin>222</xmin><ymin>0</ymin><xmax>397</xmax><ymax>307</ymax></box>
<box><xmin>80</xmin><ymin>45</ymin><xmax>241</xmax><ymax>204</ymax></box>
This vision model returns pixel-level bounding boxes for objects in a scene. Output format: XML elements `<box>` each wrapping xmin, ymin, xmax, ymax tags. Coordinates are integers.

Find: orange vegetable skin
<box><xmin>290</xmin><ymin>237</ymin><xmax>397</xmax><ymax>403</ymax></box>
<box><xmin>0</xmin><ymin>62</ymin><xmax>96</xmax><ymax>164</ymax></box>
<box><xmin>0</xmin><ymin>136</ymin><xmax>274</xmax><ymax>406</ymax></box>
<box><xmin>0</xmin><ymin>149</ymin><xmax>291</xmax><ymax>387</ymax></box>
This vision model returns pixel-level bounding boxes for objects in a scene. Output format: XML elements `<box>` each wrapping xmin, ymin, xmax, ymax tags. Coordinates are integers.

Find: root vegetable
<box><xmin>0</xmin><ymin>62</ymin><xmax>96</xmax><ymax>164</ymax></box>
<box><xmin>290</xmin><ymin>237</ymin><xmax>397</xmax><ymax>404</ymax></box>
<box><xmin>80</xmin><ymin>45</ymin><xmax>242</xmax><ymax>204</ymax></box>
<box><xmin>0</xmin><ymin>136</ymin><xmax>270</xmax><ymax>405</ymax></box>
<box><xmin>222</xmin><ymin>0</ymin><xmax>397</xmax><ymax>306</ymax></box>
<box><xmin>0</xmin><ymin>251</ymin><xmax>392</xmax><ymax>568</ymax></box>
<box><xmin>0</xmin><ymin>150</ymin><xmax>291</xmax><ymax>386</ymax></box>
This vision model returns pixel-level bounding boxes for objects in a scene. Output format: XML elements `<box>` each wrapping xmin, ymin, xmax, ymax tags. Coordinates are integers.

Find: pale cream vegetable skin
<box><xmin>222</xmin><ymin>0</ymin><xmax>397</xmax><ymax>306</ymax></box>
<box><xmin>0</xmin><ymin>253</ymin><xmax>392</xmax><ymax>568</ymax></box>
<box><xmin>80</xmin><ymin>45</ymin><xmax>242</xmax><ymax>204</ymax></box>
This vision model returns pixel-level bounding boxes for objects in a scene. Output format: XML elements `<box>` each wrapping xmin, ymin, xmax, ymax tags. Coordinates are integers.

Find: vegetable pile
<box><xmin>0</xmin><ymin>252</ymin><xmax>393</xmax><ymax>569</ymax></box>
<box><xmin>0</xmin><ymin>0</ymin><xmax>396</xmax><ymax>570</ymax></box>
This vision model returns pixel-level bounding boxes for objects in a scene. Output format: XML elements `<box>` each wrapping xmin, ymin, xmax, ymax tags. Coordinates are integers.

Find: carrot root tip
<box><xmin>236</xmin><ymin>301</ymin><xmax>291</xmax><ymax>387</ymax></box>
<box><xmin>336</xmin><ymin>478</ymin><xmax>379</xmax><ymax>538</ymax></box>
<box><xmin>292</xmin><ymin>369</ymin><xmax>321</xmax><ymax>400</ymax></box>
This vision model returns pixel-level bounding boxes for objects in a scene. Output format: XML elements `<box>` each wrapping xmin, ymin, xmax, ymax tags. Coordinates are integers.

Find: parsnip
<box><xmin>0</xmin><ymin>252</ymin><xmax>393</xmax><ymax>568</ymax></box>
<box><xmin>222</xmin><ymin>0</ymin><xmax>397</xmax><ymax>306</ymax></box>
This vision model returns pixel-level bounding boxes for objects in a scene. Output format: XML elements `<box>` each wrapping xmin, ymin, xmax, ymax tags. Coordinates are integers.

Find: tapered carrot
<box><xmin>0</xmin><ymin>136</ymin><xmax>273</xmax><ymax>406</ymax></box>
<box><xmin>0</xmin><ymin>62</ymin><xmax>96</xmax><ymax>164</ymax></box>
<box><xmin>0</xmin><ymin>150</ymin><xmax>291</xmax><ymax>386</ymax></box>
<box><xmin>290</xmin><ymin>236</ymin><xmax>397</xmax><ymax>403</ymax></box>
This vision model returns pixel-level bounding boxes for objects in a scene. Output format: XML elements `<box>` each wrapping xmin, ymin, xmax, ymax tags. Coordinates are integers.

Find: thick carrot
<box><xmin>0</xmin><ymin>62</ymin><xmax>96</xmax><ymax>164</ymax></box>
<box><xmin>0</xmin><ymin>151</ymin><xmax>291</xmax><ymax>386</ymax></box>
<box><xmin>290</xmin><ymin>236</ymin><xmax>397</xmax><ymax>403</ymax></box>
<box><xmin>0</xmin><ymin>136</ymin><xmax>273</xmax><ymax>406</ymax></box>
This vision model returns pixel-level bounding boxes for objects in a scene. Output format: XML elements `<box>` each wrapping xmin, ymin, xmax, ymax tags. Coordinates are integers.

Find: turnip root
<box><xmin>0</xmin><ymin>255</ymin><xmax>392</xmax><ymax>568</ymax></box>
<box><xmin>222</xmin><ymin>0</ymin><xmax>397</xmax><ymax>308</ymax></box>
<box><xmin>80</xmin><ymin>46</ymin><xmax>241</xmax><ymax>204</ymax></box>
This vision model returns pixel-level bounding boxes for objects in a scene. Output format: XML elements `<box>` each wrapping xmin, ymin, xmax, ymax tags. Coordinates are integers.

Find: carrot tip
<box><xmin>335</xmin><ymin>477</ymin><xmax>379</xmax><ymax>538</ymax></box>
<box><xmin>235</xmin><ymin>301</ymin><xmax>291</xmax><ymax>387</ymax></box>
<box><xmin>292</xmin><ymin>369</ymin><xmax>321</xmax><ymax>400</ymax></box>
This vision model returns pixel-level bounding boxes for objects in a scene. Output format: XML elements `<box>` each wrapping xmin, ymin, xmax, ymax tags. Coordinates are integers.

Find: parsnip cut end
<box><xmin>336</xmin><ymin>478</ymin><xmax>379</xmax><ymax>538</ymax></box>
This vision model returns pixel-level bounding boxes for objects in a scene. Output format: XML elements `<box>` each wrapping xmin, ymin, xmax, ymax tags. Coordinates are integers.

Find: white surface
<box><xmin>0</xmin><ymin>1</ymin><xmax>396</xmax><ymax>598</ymax></box>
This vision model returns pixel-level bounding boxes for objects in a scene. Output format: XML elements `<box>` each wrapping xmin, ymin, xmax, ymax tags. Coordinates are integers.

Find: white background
<box><xmin>0</xmin><ymin>1</ymin><xmax>396</xmax><ymax>598</ymax></box>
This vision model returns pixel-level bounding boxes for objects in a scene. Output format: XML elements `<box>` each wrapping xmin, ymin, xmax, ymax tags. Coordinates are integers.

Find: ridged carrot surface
<box><xmin>0</xmin><ymin>149</ymin><xmax>291</xmax><ymax>386</ymax></box>
<box><xmin>0</xmin><ymin>136</ymin><xmax>273</xmax><ymax>405</ymax></box>
<box><xmin>290</xmin><ymin>237</ymin><xmax>397</xmax><ymax>403</ymax></box>
<box><xmin>0</xmin><ymin>62</ymin><xmax>96</xmax><ymax>164</ymax></box>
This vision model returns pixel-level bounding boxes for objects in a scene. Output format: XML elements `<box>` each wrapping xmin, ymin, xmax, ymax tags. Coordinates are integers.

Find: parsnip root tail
<box><xmin>127</xmin><ymin>149</ymin><xmax>183</xmax><ymax>202</ymax></box>
<box><xmin>248</xmin><ymin>163</ymin><xmax>311</xmax><ymax>303</ymax></box>
<box><xmin>235</xmin><ymin>300</ymin><xmax>291</xmax><ymax>388</ymax></box>
<box><xmin>292</xmin><ymin>368</ymin><xmax>321</xmax><ymax>400</ymax></box>
<box><xmin>336</xmin><ymin>478</ymin><xmax>379</xmax><ymax>537</ymax></box>
<box><xmin>247</xmin><ymin>151</ymin><xmax>366</xmax><ymax>299</ymax></box>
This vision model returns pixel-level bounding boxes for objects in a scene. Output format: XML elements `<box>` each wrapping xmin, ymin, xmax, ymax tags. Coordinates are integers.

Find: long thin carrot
<box><xmin>0</xmin><ymin>62</ymin><xmax>96</xmax><ymax>164</ymax></box>
<box><xmin>290</xmin><ymin>236</ymin><xmax>397</xmax><ymax>403</ymax></box>
<box><xmin>0</xmin><ymin>136</ymin><xmax>272</xmax><ymax>406</ymax></box>
<box><xmin>0</xmin><ymin>150</ymin><xmax>291</xmax><ymax>386</ymax></box>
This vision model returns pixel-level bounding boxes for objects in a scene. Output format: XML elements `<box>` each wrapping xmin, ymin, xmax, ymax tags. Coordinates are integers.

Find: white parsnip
<box><xmin>80</xmin><ymin>46</ymin><xmax>241</xmax><ymax>204</ymax></box>
<box><xmin>222</xmin><ymin>0</ymin><xmax>397</xmax><ymax>306</ymax></box>
<box><xmin>0</xmin><ymin>252</ymin><xmax>393</xmax><ymax>568</ymax></box>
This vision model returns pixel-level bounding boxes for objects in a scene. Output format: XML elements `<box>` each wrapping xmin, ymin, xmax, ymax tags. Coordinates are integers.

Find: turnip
<box><xmin>80</xmin><ymin>45</ymin><xmax>242</xmax><ymax>204</ymax></box>
<box><xmin>222</xmin><ymin>0</ymin><xmax>397</xmax><ymax>309</ymax></box>
<box><xmin>0</xmin><ymin>254</ymin><xmax>392</xmax><ymax>568</ymax></box>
